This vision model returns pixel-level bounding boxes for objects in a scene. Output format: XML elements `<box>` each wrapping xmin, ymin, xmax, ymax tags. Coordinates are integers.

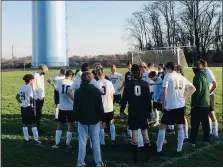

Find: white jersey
<box><xmin>205</xmin><ymin>68</ymin><xmax>216</xmax><ymax>95</ymax></box>
<box><xmin>17</xmin><ymin>85</ymin><xmax>33</xmax><ymax>108</ymax></box>
<box><xmin>32</xmin><ymin>72</ymin><xmax>45</xmax><ymax>100</ymax></box>
<box><xmin>142</xmin><ymin>71</ymin><xmax>154</xmax><ymax>93</ymax></box>
<box><xmin>56</xmin><ymin>79</ymin><xmax>74</xmax><ymax>111</ymax></box>
<box><xmin>48</xmin><ymin>74</ymin><xmax>65</xmax><ymax>88</ymax></box>
<box><xmin>97</xmin><ymin>79</ymin><xmax>115</xmax><ymax>113</ymax></box>
<box><xmin>73</xmin><ymin>71</ymin><xmax>82</xmax><ymax>80</ymax></box>
<box><xmin>70</xmin><ymin>77</ymin><xmax>100</xmax><ymax>91</ymax></box>
<box><xmin>162</xmin><ymin>71</ymin><xmax>193</xmax><ymax>110</ymax></box>
<box><xmin>107</xmin><ymin>72</ymin><xmax>124</xmax><ymax>95</ymax></box>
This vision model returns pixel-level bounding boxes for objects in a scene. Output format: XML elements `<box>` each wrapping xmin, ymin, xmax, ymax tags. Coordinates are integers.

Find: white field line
<box><xmin>158</xmin><ymin>141</ymin><xmax>221</xmax><ymax>167</ymax></box>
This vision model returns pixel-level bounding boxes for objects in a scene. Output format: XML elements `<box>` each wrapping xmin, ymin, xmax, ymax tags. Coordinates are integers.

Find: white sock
<box><xmin>212</xmin><ymin>121</ymin><xmax>218</xmax><ymax>137</ymax></box>
<box><xmin>22</xmin><ymin>127</ymin><xmax>29</xmax><ymax>141</ymax></box>
<box><xmin>177</xmin><ymin>128</ymin><xmax>184</xmax><ymax>152</ymax></box>
<box><xmin>156</xmin><ymin>110</ymin><xmax>159</xmax><ymax>123</ymax></box>
<box><xmin>100</xmin><ymin>128</ymin><xmax>105</xmax><ymax>145</ymax></box>
<box><xmin>157</xmin><ymin>130</ymin><xmax>165</xmax><ymax>152</ymax></box>
<box><xmin>110</xmin><ymin>124</ymin><xmax>116</xmax><ymax>141</ymax></box>
<box><xmin>54</xmin><ymin>107</ymin><xmax>59</xmax><ymax>119</ymax></box>
<box><xmin>183</xmin><ymin>124</ymin><xmax>189</xmax><ymax>139</ymax></box>
<box><xmin>55</xmin><ymin>130</ymin><xmax>62</xmax><ymax>145</ymax></box>
<box><xmin>66</xmin><ymin>131</ymin><xmax>72</xmax><ymax>145</ymax></box>
<box><xmin>138</xmin><ymin>129</ymin><xmax>144</xmax><ymax>147</ymax></box>
<box><xmin>209</xmin><ymin>117</ymin><xmax>212</xmax><ymax>135</ymax></box>
<box><xmin>168</xmin><ymin>125</ymin><xmax>174</xmax><ymax>130</ymax></box>
<box><xmin>32</xmin><ymin>127</ymin><xmax>38</xmax><ymax>141</ymax></box>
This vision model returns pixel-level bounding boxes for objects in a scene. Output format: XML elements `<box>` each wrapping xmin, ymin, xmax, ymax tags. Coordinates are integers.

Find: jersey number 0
<box><xmin>134</xmin><ymin>85</ymin><xmax>141</xmax><ymax>96</ymax></box>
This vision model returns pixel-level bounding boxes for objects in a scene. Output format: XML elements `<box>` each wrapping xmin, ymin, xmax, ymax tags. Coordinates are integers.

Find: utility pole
<box><xmin>12</xmin><ymin>45</ymin><xmax>14</xmax><ymax>68</ymax></box>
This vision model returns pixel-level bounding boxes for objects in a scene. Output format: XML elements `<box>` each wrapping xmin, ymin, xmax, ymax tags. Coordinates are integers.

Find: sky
<box><xmin>2</xmin><ymin>1</ymin><xmax>147</xmax><ymax>58</ymax></box>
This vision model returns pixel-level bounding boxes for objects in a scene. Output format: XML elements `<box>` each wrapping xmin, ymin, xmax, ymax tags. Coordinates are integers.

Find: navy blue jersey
<box><xmin>121</xmin><ymin>77</ymin><xmax>151</xmax><ymax>118</ymax></box>
<box><xmin>125</xmin><ymin>71</ymin><xmax>132</xmax><ymax>81</ymax></box>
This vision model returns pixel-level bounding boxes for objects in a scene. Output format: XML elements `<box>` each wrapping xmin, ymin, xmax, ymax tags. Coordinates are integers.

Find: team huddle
<box><xmin>16</xmin><ymin>59</ymin><xmax>219</xmax><ymax>166</ymax></box>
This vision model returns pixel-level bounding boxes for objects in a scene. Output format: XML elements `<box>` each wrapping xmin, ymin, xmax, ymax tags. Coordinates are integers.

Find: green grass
<box><xmin>1</xmin><ymin>68</ymin><xmax>223</xmax><ymax>166</ymax></box>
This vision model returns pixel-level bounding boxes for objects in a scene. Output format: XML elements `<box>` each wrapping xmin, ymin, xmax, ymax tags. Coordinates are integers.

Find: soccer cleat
<box><xmin>52</xmin><ymin>144</ymin><xmax>60</xmax><ymax>149</ymax></box>
<box><xmin>111</xmin><ymin>140</ymin><xmax>116</xmax><ymax>149</ymax></box>
<box><xmin>24</xmin><ymin>139</ymin><xmax>30</xmax><ymax>144</ymax></box>
<box><xmin>96</xmin><ymin>162</ymin><xmax>106</xmax><ymax>167</ymax></box>
<box><xmin>33</xmin><ymin>140</ymin><xmax>42</xmax><ymax>146</ymax></box>
<box><xmin>65</xmin><ymin>144</ymin><xmax>72</xmax><ymax>149</ymax></box>
<box><xmin>172</xmin><ymin>151</ymin><xmax>183</xmax><ymax>157</ymax></box>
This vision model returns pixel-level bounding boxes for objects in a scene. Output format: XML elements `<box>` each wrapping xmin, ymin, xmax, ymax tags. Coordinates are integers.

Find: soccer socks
<box><xmin>157</xmin><ymin>130</ymin><xmax>165</xmax><ymax>152</ymax></box>
<box><xmin>131</xmin><ymin>143</ymin><xmax>138</xmax><ymax>163</ymax></box>
<box><xmin>177</xmin><ymin>128</ymin><xmax>184</xmax><ymax>152</ymax></box>
<box><xmin>32</xmin><ymin>127</ymin><xmax>38</xmax><ymax>142</ymax></box>
<box><xmin>212</xmin><ymin>121</ymin><xmax>218</xmax><ymax>137</ymax></box>
<box><xmin>168</xmin><ymin>125</ymin><xmax>174</xmax><ymax>130</ymax></box>
<box><xmin>209</xmin><ymin>117</ymin><xmax>212</xmax><ymax>135</ymax></box>
<box><xmin>154</xmin><ymin>110</ymin><xmax>159</xmax><ymax>123</ymax></box>
<box><xmin>110</xmin><ymin>124</ymin><xmax>116</xmax><ymax>141</ymax></box>
<box><xmin>54</xmin><ymin>107</ymin><xmax>59</xmax><ymax>119</ymax></box>
<box><xmin>22</xmin><ymin>127</ymin><xmax>29</xmax><ymax>141</ymax></box>
<box><xmin>138</xmin><ymin>129</ymin><xmax>144</xmax><ymax>147</ymax></box>
<box><xmin>100</xmin><ymin>129</ymin><xmax>105</xmax><ymax>145</ymax></box>
<box><xmin>55</xmin><ymin>130</ymin><xmax>62</xmax><ymax>145</ymax></box>
<box><xmin>183</xmin><ymin>124</ymin><xmax>189</xmax><ymax>139</ymax></box>
<box><xmin>66</xmin><ymin>131</ymin><xmax>72</xmax><ymax>145</ymax></box>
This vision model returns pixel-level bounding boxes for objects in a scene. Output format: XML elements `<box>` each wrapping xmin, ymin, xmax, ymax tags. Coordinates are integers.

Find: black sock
<box><xmin>131</xmin><ymin>144</ymin><xmax>138</xmax><ymax>163</ymax></box>
<box><xmin>144</xmin><ymin>143</ymin><xmax>151</xmax><ymax>160</ymax></box>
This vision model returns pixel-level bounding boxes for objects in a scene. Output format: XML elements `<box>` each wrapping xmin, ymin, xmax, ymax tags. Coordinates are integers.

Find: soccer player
<box><xmin>156</xmin><ymin>62</ymin><xmax>196</xmax><ymax>156</ymax></box>
<box><xmin>52</xmin><ymin>70</ymin><xmax>74</xmax><ymax>149</ymax></box>
<box><xmin>32</xmin><ymin>64</ymin><xmax>48</xmax><ymax>134</ymax></box>
<box><xmin>74</xmin><ymin>72</ymin><xmax>104</xmax><ymax>167</ymax></box>
<box><xmin>96</xmin><ymin>66</ymin><xmax>116</xmax><ymax>148</ymax></box>
<box><xmin>176</xmin><ymin>65</ymin><xmax>184</xmax><ymax>76</ymax></box>
<box><xmin>16</xmin><ymin>74</ymin><xmax>41</xmax><ymax>145</ymax></box>
<box><xmin>149</xmin><ymin>71</ymin><xmax>162</xmax><ymax>127</ymax></box>
<box><xmin>47</xmin><ymin>68</ymin><xmax>66</xmax><ymax>120</ymax></box>
<box><xmin>107</xmin><ymin>64</ymin><xmax>125</xmax><ymax>106</ymax></box>
<box><xmin>199</xmin><ymin>59</ymin><xmax>218</xmax><ymax>138</ymax></box>
<box><xmin>157</xmin><ymin>64</ymin><xmax>164</xmax><ymax>76</ymax></box>
<box><xmin>121</xmin><ymin>64</ymin><xmax>152</xmax><ymax>163</ymax></box>
<box><xmin>188</xmin><ymin>61</ymin><xmax>210</xmax><ymax>147</ymax></box>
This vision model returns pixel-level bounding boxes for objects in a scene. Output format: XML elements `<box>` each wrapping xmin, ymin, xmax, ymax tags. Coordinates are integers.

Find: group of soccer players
<box><xmin>16</xmin><ymin>59</ymin><xmax>219</xmax><ymax>166</ymax></box>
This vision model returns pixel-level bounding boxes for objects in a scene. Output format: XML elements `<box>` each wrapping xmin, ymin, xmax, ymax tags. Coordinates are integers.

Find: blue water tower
<box><xmin>32</xmin><ymin>1</ymin><xmax>68</xmax><ymax>67</ymax></box>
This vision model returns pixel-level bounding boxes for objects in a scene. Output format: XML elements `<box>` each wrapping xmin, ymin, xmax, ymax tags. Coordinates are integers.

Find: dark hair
<box><xmin>81</xmin><ymin>72</ymin><xmax>92</xmax><ymax>84</ymax></box>
<box><xmin>65</xmin><ymin>70</ymin><xmax>74</xmax><ymax>78</ymax></box>
<box><xmin>23</xmin><ymin>74</ymin><xmax>34</xmax><ymax>84</ymax></box>
<box><xmin>96</xmin><ymin>67</ymin><xmax>104</xmax><ymax>76</ymax></box>
<box><xmin>111</xmin><ymin>64</ymin><xmax>116</xmax><ymax>68</ymax></box>
<box><xmin>198</xmin><ymin>59</ymin><xmax>208</xmax><ymax>67</ymax></box>
<box><xmin>176</xmin><ymin>65</ymin><xmax>184</xmax><ymax>76</ymax></box>
<box><xmin>127</xmin><ymin>61</ymin><xmax>132</xmax><ymax>66</ymax></box>
<box><xmin>149</xmin><ymin>71</ymin><xmax>157</xmax><ymax>78</ymax></box>
<box><xmin>131</xmin><ymin>64</ymin><xmax>140</xmax><ymax>77</ymax></box>
<box><xmin>75</xmin><ymin>69</ymin><xmax>80</xmax><ymax>76</ymax></box>
<box><xmin>60</xmin><ymin>68</ymin><xmax>67</xmax><ymax>75</ymax></box>
<box><xmin>81</xmin><ymin>63</ymin><xmax>90</xmax><ymax>72</ymax></box>
<box><xmin>148</xmin><ymin>62</ymin><xmax>154</xmax><ymax>68</ymax></box>
<box><xmin>165</xmin><ymin>62</ymin><xmax>176</xmax><ymax>71</ymax></box>
<box><xmin>193</xmin><ymin>61</ymin><xmax>203</xmax><ymax>70</ymax></box>
<box><xmin>158</xmin><ymin>64</ymin><xmax>164</xmax><ymax>69</ymax></box>
<box><xmin>163</xmin><ymin>67</ymin><xmax>166</xmax><ymax>71</ymax></box>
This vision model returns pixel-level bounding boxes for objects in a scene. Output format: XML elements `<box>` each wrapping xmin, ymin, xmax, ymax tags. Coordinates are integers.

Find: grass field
<box><xmin>1</xmin><ymin>67</ymin><xmax>223</xmax><ymax>167</ymax></box>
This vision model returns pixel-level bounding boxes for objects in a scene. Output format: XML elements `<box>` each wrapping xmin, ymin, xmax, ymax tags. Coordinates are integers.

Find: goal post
<box><xmin>131</xmin><ymin>46</ymin><xmax>189</xmax><ymax>67</ymax></box>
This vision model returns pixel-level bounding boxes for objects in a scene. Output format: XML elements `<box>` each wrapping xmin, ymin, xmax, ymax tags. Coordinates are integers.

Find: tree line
<box><xmin>123</xmin><ymin>0</ymin><xmax>222</xmax><ymax>62</ymax></box>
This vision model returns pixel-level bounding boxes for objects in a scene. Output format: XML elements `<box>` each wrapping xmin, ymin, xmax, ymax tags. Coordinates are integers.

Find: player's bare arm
<box><xmin>184</xmin><ymin>84</ymin><xmax>196</xmax><ymax>100</ymax></box>
<box><xmin>210</xmin><ymin>80</ymin><xmax>217</xmax><ymax>94</ymax></box>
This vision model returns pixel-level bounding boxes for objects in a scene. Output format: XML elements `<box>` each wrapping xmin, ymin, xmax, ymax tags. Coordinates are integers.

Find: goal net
<box><xmin>131</xmin><ymin>47</ymin><xmax>188</xmax><ymax>67</ymax></box>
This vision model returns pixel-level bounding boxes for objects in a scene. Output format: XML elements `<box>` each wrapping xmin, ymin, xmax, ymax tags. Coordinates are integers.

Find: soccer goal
<box><xmin>131</xmin><ymin>47</ymin><xmax>188</xmax><ymax>67</ymax></box>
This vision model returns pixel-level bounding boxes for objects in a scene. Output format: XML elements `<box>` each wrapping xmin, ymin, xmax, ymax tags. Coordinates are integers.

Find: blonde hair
<box><xmin>39</xmin><ymin>64</ymin><xmax>48</xmax><ymax>72</ymax></box>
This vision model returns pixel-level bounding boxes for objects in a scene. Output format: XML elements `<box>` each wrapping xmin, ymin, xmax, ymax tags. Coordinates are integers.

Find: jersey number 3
<box><xmin>134</xmin><ymin>85</ymin><xmax>141</xmax><ymax>96</ymax></box>
<box><xmin>102</xmin><ymin>86</ymin><xmax>106</xmax><ymax>95</ymax></box>
<box><xmin>62</xmin><ymin>85</ymin><xmax>70</xmax><ymax>94</ymax></box>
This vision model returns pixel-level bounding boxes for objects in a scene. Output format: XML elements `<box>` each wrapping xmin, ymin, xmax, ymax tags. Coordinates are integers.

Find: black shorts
<box><xmin>114</xmin><ymin>94</ymin><xmax>121</xmax><ymax>104</ymax></box>
<box><xmin>209</xmin><ymin>94</ymin><xmax>214</xmax><ymax>112</ymax></box>
<box><xmin>153</xmin><ymin>102</ymin><xmax>162</xmax><ymax>111</ymax></box>
<box><xmin>21</xmin><ymin>106</ymin><xmax>36</xmax><ymax>125</ymax></box>
<box><xmin>58</xmin><ymin>110</ymin><xmax>74</xmax><ymax>123</ymax></box>
<box><xmin>103</xmin><ymin>112</ymin><xmax>114</xmax><ymax>125</ymax></box>
<box><xmin>161</xmin><ymin>107</ymin><xmax>185</xmax><ymax>125</ymax></box>
<box><xmin>54</xmin><ymin>89</ymin><xmax>59</xmax><ymax>105</ymax></box>
<box><xmin>128</xmin><ymin>116</ymin><xmax>148</xmax><ymax>131</ymax></box>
